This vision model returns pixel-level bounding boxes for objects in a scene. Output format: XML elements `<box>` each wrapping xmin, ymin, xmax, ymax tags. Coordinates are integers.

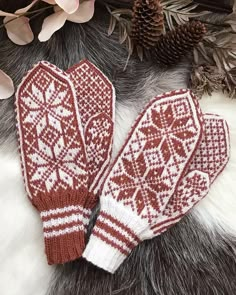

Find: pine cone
<box><xmin>153</xmin><ymin>21</ymin><xmax>207</xmax><ymax>66</ymax></box>
<box><xmin>131</xmin><ymin>0</ymin><xmax>164</xmax><ymax>49</ymax></box>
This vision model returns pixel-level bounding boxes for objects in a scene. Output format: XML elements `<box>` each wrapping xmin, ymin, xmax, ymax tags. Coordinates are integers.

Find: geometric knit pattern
<box><xmin>101</xmin><ymin>89</ymin><xmax>203</xmax><ymax>225</ymax></box>
<box><xmin>67</xmin><ymin>60</ymin><xmax>115</xmax><ymax>204</ymax></box>
<box><xmin>151</xmin><ymin>170</ymin><xmax>210</xmax><ymax>235</ymax></box>
<box><xmin>83</xmin><ymin>89</ymin><xmax>204</xmax><ymax>273</ymax></box>
<box><xmin>16</xmin><ymin>61</ymin><xmax>89</xmax><ymax>265</ymax></box>
<box><xmin>188</xmin><ymin>114</ymin><xmax>230</xmax><ymax>183</ymax></box>
<box><xmin>67</xmin><ymin>60</ymin><xmax>114</xmax><ymax>128</ymax></box>
<box><xmin>151</xmin><ymin>114</ymin><xmax>230</xmax><ymax>235</ymax></box>
<box><xmin>84</xmin><ymin>113</ymin><xmax>114</xmax><ymax>194</ymax></box>
<box><xmin>16</xmin><ymin>61</ymin><xmax>88</xmax><ymax>197</ymax></box>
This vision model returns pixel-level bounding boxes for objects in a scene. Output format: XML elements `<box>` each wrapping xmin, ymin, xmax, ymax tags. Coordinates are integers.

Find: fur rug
<box><xmin>0</xmin><ymin>1</ymin><xmax>236</xmax><ymax>294</ymax></box>
<box><xmin>0</xmin><ymin>91</ymin><xmax>235</xmax><ymax>295</ymax></box>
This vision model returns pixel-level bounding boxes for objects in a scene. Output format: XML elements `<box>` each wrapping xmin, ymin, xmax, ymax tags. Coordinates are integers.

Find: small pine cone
<box><xmin>131</xmin><ymin>0</ymin><xmax>164</xmax><ymax>49</ymax></box>
<box><xmin>153</xmin><ymin>21</ymin><xmax>207</xmax><ymax>66</ymax></box>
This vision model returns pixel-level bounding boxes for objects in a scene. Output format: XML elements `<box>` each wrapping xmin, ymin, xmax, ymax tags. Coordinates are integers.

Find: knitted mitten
<box><xmin>16</xmin><ymin>61</ymin><xmax>89</xmax><ymax>265</ymax></box>
<box><xmin>67</xmin><ymin>60</ymin><xmax>115</xmax><ymax>219</ymax></box>
<box><xmin>83</xmin><ymin>89</ymin><xmax>204</xmax><ymax>273</ymax></box>
<box><xmin>151</xmin><ymin>114</ymin><xmax>230</xmax><ymax>235</ymax></box>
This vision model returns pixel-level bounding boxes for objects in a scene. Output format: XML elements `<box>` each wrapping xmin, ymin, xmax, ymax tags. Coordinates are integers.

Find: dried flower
<box><xmin>43</xmin><ymin>0</ymin><xmax>79</xmax><ymax>14</ymax></box>
<box><xmin>0</xmin><ymin>70</ymin><xmax>14</xmax><ymax>100</ymax></box>
<box><xmin>0</xmin><ymin>0</ymin><xmax>95</xmax><ymax>99</ymax></box>
<box><xmin>191</xmin><ymin>65</ymin><xmax>225</xmax><ymax>98</ymax></box>
<box><xmin>223</xmin><ymin>68</ymin><xmax>236</xmax><ymax>98</ymax></box>
<box><xmin>39</xmin><ymin>0</ymin><xmax>95</xmax><ymax>41</ymax></box>
<box><xmin>0</xmin><ymin>0</ymin><xmax>95</xmax><ymax>45</ymax></box>
<box><xmin>1</xmin><ymin>0</ymin><xmax>38</xmax><ymax>45</ymax></box>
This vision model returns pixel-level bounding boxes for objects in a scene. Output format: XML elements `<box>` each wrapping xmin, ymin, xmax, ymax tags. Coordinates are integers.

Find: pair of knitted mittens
<box><xmin>16</xmin><ymin>61</ymin><xmax>230</xmax><ymax>272</ymax></box>
<box><xmin>16</xmin><ymin>60</ymin><xmax>115</xmax><ymax>264</ymax></box>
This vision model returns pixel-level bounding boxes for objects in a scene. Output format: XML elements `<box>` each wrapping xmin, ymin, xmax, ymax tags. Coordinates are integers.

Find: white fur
<box><xmin>0</xmin><ymin>144</ymin><xmax>54</xmax><ymax>295</ymax></box>
<box><xmin>193</xmin><ymin>93</ymin><xmax>236</xmax><ymax>235</ymax></box>
<box><xmin>0</xmin><ymin>92</ymin><xmax>235</xmax><ymax>295</ymax></box>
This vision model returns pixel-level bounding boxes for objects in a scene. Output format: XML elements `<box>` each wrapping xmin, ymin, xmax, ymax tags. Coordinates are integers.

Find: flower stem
<box><xmin>0</xmin><ymin>4</ymin><xmax>54</xmax><ymax>30</ymax></box>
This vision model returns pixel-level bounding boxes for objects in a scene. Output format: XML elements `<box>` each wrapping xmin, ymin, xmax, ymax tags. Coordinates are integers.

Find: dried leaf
<box><xmin>195</xmin><ymin>41</ymin><xmax>212</xmax><ymax>63</ymax></box>
<box><xmin>119</xmin><ymin>24</ymin><xmax>127</xmax><ymax>44</ymax></box>
<box><xmin>224</xmin><ymin>70</ymin><xmax>236</xmax><ymax>98</ymax></box>
<box><xmin>215</xmin><ymin>32</ymin><xmax>236</xmax><ymax>47</ymax></box>
<box><xmin>213</xmin><ymin>50</ymin><xmax>223</xmax><ymax>71</ymax></box>
<box><xmin>0</xmin><ymin>70</ymin><xmax>14</xmax><ymax>100</ymax></box>
<box><xmin>225</xmin><ymin>13</ymin><xmax>236</xmax><ymax>32</ymax></box>
<box><xmin>108</xmin><ymin>15</ymin><xmax>117</xmax><ymax>36</ymax></box>
<box><xmin>161</xmin><ymin>0</ymin><xmax>209</xmax><ymax>30</ymax></box>
<box><xmin>111</xmin><ymin>9</ymin><xmax>132</xmax><ymax>17</ymax></box>
<box><xmin>191</xmin><ymin>65</ymin><xmax>225</xmax><ymax>98</ymax></box>
<box><xmin>234</xmin><ymin>1</ymin><xmax>236</xmax><ymax>12</ymax></box>
<box><xmin>127</xmin><ymin>35</ymin><xmax>134</xmax><ymax>57</ymax></box>
<box><xmin>136</xmin><ymin>45</ymin><xmax>143</xmax><ymax>61</ymax></box>
<box><xmin>193</xmin><ymin>48</ymin><xmax>199</xmax><ymax>64</ymax></box>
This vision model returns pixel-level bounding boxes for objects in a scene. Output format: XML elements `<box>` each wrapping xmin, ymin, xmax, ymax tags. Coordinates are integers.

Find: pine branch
<box><xmin>161</xmin><ymin>0</ymin><xmax>209</xmax><ymax>30</ymax></box>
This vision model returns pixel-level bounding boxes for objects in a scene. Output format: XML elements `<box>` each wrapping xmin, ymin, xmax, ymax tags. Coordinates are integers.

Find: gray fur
<box><xmin>49</xmin><ymin>216</ymin><xmax>236</xmax><ymax>295</ymax></box>
<box><xmin>0</xmin><ymin>1</ymin><xmax>235</xmax><ymax>295</ymax></box>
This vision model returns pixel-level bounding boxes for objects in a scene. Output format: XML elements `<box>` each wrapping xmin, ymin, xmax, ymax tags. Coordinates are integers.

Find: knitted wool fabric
<box><xmin>83</xmin><ymin>89</ymin><xmax>204</xmax><ymax>273</ymax></box>
<box><xmin>16</xmin><ymin>61</ymin><xmax>89</xmax><ymax>265</ymax></box>
<box><xmin>151</xmin><ymin>113</ymin><xmax>230</xmax><ymax>235</ymax></box>
<box><xmin>66</xmin><ymin>61</ymin><xmax>115</xmax><ymax>215</ymax></box>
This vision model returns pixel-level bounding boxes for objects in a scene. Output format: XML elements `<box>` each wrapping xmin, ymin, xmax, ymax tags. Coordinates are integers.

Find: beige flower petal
<box><xmin>0</xmin><ymin>10</ymin><xmax>16</xmax><ymax>17</ymax></box>
<box><xmin>16</xmin><ymin>0</ymin><xmax>38</xmax><ymax>14</ymax></box>
<box><xmin>67</xmin><ymin>0</ymin><xmax>95</xmax><ymax>23</ymax></box>
<box><xmin>55</xmin><ymin>0</ymin><xmax>79</xmax><ymax>14</ymax></box>
<box><xmin>43</xmin><ymin>0</ymin><xmax>56</xmax><ymax>4</ymax></box>
<box><xmin>4</xmin><ymin>16</ymin><xmax>34</xmax><ymax>45</ymax></box>
<box><xmin>38</xmin><ymin>11</ymin><xmax>68</xmax><ymax>42</ymax></box>
<box><xmin>0</xmin><ymin>70</ymin><xmax>14</xmax><ymax>100</ymax></box>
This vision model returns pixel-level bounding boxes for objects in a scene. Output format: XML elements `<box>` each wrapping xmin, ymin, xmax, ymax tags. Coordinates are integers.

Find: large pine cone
<box><xmin>131</xmin><ymin>0</ymin><xmax>164</xmax><ymax>49</ymax></box>
<box><xmin>153</xmin><ymin>21</ymin><xmax>207</xmax><ymax>66</ymax></box>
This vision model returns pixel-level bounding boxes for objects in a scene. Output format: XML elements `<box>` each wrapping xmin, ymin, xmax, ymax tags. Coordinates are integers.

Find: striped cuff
<box><xmin>83</xmin><ymin>199</ymin><xmax>151</xmax><ymax>273</ymax></box>
<box><xmin>32</xmin><ymin>188</ymin><xmax>92</xmax><ymax>264</ymax></box>
<box><xmin>41</xmin><ymin>204</ymin><xmax>91</xmax><ymax>264</ymax></box>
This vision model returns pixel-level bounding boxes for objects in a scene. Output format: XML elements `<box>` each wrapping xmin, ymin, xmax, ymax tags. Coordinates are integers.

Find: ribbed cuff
<box><xmin>41</xmin><ymin>203</ymin><xmax>91</xmax><ymax>264</ymax></box>
<box><xmin>83</xmin><ymin>233</ymin><xmax>128</xmax><ymax>273</ymax></box>
<box><xmin>83</xmin><ymin>198</ymin><xmax>151</xmax><ymax>273</ymax></box>
<box><xmin>44</xmin><ymin>227</ymin><xmax>85</xmax><ymax>265</ymax></box>
<box><xmin>33</xmin><ymin>188</ymin><xmax>91</xmax><ymax>264</ymax></box>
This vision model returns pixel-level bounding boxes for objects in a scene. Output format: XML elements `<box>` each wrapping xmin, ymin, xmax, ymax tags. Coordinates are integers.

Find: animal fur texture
<box><xmin>0</xmin><ymin>1</ymin><xmax>235</xmax><ymax>295</ymax></box>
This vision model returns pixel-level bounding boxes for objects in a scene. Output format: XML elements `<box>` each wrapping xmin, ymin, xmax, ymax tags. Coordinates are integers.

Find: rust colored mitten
<box><xmin>16</xmin><ymin>62</ymin><xmax>89</xmax><ymax>265</ymax></box>
<box><xmin>83</xmin><ymin>89</ymin><xmax>204</xmax><ymax>273</ymax></box>
<box><xmin>67</xmin><ymin>60</ymin><xmax>115</xmax><ymax>225</ymax></box>
<box><xmin>151</xmin><ymin>114</ymin><xmax>230</xmax><ymax>235</ymax></box>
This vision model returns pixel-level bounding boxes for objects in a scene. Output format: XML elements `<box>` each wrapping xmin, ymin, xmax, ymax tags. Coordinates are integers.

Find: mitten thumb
<box><xmin>151</xmin><ymin>170</ymin><xmax>210</xmax><ymax>236</ymax></box>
